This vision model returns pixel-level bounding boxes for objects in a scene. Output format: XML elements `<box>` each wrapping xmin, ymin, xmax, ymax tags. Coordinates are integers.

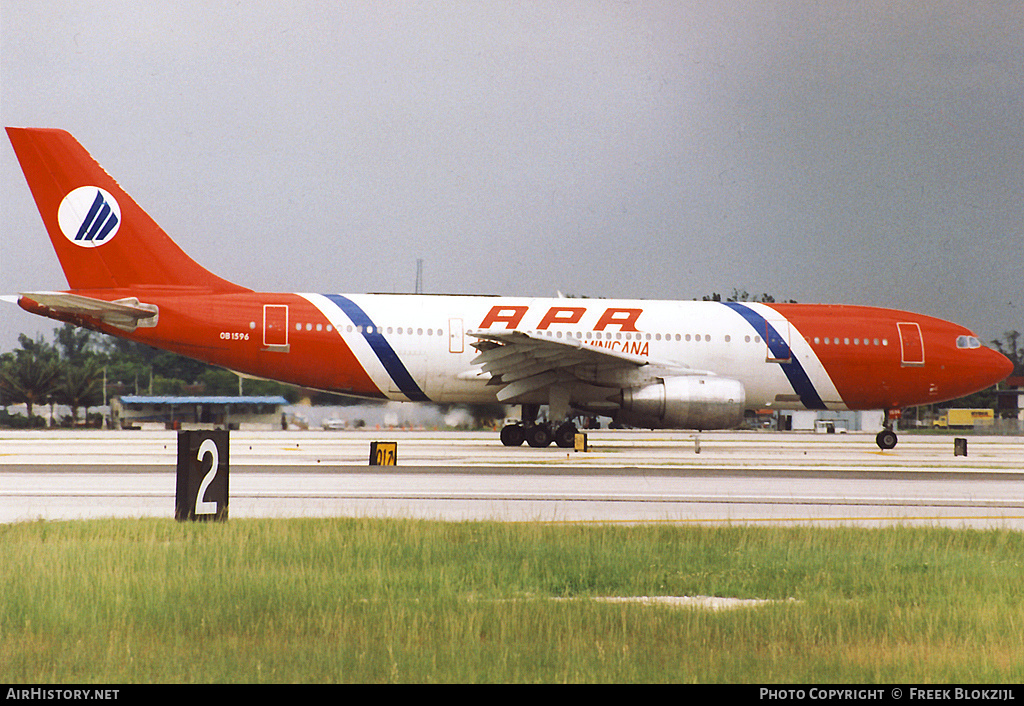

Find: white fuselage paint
<box><xmin>300</xmin><ymin>294</ymin><xmax>845</xmax><ymax>410</ymax></box>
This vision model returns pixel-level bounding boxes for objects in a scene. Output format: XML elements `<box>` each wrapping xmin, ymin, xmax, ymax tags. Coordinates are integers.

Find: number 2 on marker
<box><xmin>195</xmin><ymin>438</ymin><xmax>219</xmax><ymax>515</ymax></box>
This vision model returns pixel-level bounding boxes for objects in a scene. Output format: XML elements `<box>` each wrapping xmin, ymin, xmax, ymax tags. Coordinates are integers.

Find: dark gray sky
<box><xmin>2</xmin><ymin>1</ymin><xmax>1022</xmax><ymax>352</ymax></box>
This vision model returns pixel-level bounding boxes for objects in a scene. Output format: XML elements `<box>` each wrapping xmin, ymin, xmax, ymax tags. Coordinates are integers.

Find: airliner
<box><xmin>5</xmin><ymin>128</ymin><xmax>1013</xmax><ymax>449</ymax></box>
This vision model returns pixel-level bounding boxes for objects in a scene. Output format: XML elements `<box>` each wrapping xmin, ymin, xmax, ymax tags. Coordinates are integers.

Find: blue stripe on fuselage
<box><xmin>322</xmin><ymin>294</ymin><xmax>430</xmax><ymax>402</ymax></box>
<box><xmin>722</xmin><ymin>301</ymin><xmax>826</xmax><ymax>410</ymax></box>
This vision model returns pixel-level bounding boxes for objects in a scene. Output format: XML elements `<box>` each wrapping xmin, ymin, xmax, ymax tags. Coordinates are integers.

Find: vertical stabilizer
<box><xmin>7</xmin><ymin>127</ymin><xmax>248</xmax><ymax>292</ymax></box>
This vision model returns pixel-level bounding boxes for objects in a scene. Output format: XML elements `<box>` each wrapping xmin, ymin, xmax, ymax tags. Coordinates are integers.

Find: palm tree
<box><xmin>0</xmin><ymin>335</ymin><xmax>60</xmax><ymax>419</ymax></box>
<box><xmin>53</xmin><ymin>358</ymin><xmax>105</xmax><ymax>425</ymax></box>
<box><xmin>55</xmin><ymin>323</ymin><xmax>95</xmax><ymax>366</ymax></box>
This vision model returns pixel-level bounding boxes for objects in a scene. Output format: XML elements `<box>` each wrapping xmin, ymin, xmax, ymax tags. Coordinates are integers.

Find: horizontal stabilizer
<box><xmin>18</xmin><ymin>291</ymin><xmax>159</xmax><ymax>332</ymax></box>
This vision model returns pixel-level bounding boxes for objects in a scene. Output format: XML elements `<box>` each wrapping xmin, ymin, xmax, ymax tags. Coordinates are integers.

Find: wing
<box><xmin>16</xmin><ymin>292</ymin><xmax>159</xmax><ymax>331</ymax></box>
<box><xmin>468</xmin><ymin>329</ymin><xmax>703</xmax><ymax>402</ymax></box>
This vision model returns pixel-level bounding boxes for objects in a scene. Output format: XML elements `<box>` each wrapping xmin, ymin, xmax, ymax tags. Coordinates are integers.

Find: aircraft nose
<box><xmin>948</xmin><ymin>345</ymin><xmax>1014</xmax><ymax>401</ymax></box>
<box><xmin>989</xmin><ymin>347</ymin><xmax>1015</xmax><ymax>383</ymax></box>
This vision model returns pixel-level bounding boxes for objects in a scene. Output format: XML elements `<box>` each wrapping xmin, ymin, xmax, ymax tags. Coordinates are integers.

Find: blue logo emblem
<box><xmin>57</xmin><ymin>186</ymin><xmax>122</xmax><ymax>248</ymax></box>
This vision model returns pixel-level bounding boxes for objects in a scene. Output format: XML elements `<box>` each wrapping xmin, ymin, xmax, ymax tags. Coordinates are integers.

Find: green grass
<box><xmin>2</xmin><ymin>518</ymin><xmax>1022</xmax><ymax>682</ymax></box>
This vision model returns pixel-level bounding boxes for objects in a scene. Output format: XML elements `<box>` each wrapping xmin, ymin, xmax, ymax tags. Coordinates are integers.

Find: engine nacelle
<box><xmin>615</xmin><ymin>376</ymin><xmax>746</xmax><ymax>430</ymax></box>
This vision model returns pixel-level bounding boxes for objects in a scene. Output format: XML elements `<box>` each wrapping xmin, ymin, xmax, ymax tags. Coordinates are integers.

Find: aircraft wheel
<box><xmin>554</xmin><ymin>423</ymin><xmax>578</xmax><ymax>448</ymax></box>
<box><xmin>526</xmin><ymin>424</ymin><xmax>553</xmax><ymax>448</ymax></box>
<box><xmin>876</xmin><ymin>429</ymin><xmax>898</xmax><ymax>450</ymax></box>
<box><xmin>500</xmin><ymin>424</ymin><xmax>525</xmax><ymax>447</ymax></box>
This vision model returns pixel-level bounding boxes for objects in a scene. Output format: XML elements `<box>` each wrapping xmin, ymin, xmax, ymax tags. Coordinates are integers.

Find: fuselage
<box><xmin>27</xmin><ymin>289</ymin><xmax>1012</xmax><ymax>414</ymax></box>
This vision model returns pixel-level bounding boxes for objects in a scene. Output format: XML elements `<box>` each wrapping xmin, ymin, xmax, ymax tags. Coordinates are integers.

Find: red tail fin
<box><xmin>7</xmin><ymin>127</ymin><xmax>249</xmax><ymax>293</ymax></box>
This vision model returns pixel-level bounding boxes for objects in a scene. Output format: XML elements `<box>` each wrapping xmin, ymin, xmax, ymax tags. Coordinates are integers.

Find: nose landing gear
<box><xmin>876</xmin><ymin>409</ymin><xmax>899</xmax><ymax>450</ymax></box>
<box><xmin>875</xmin><ymin>428</ymin><xmax>898</xmax><ymax>450</ymax></box>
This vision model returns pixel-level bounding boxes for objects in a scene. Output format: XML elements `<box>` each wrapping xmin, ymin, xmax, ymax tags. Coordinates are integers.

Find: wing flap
<box><xmin>469</xmin><ymin>330</ymin><xmax>645</xmax><ymax>402</ymax></box>
<box><xmin>496</xmin><ymin>371</ymin><xmax>568</xmax><ymax>401</ymax></box>
<box><xmin>467</xmin><ymin>328</ymin><xmax>715</xmax><ymax>402</ymax></box>
<box><xmin>497</xmin><ymin>358</ymin><xmax>558</xmax><ymax>383</ymax></box>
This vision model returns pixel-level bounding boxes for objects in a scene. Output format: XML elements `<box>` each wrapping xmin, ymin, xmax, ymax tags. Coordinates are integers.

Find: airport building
<box><xmin>778</xmin><ymin>409</ymin><xmax>885</xmax><ymax>433</ymax></box>
<box><xmin>111</xmin><ymin>395</ymin><xmax>289</xmax><ymax>431</ymax></box>
<box><xmin>996</xmin><ymin>376</ymin><xmax>1024</xmax><ymax>421</ymax></box>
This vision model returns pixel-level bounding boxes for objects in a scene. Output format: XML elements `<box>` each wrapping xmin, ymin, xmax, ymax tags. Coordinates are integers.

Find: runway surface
<box><xmin>2</xmin><ymin>429</ymin><xmax>1022</xmax><ymax>528</ymax></box>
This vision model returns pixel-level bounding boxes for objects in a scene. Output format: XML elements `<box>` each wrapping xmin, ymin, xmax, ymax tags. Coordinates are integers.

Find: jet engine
<box><xmin>615</xmin><ymin>375</ymin><xmax>746</xmax><ymax>430</ymax></box>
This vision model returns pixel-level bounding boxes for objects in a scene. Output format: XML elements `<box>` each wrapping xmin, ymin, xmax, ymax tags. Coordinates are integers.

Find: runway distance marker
<box><xmin>175</xmin><ymin>429</ymin><xmax>229</xmax><ymax>521</ymax></box>
<box><xmin>369</xmin><ymin>441</ymin><xmax>398</xmax><ymax>466</ymax></box>
<box><xmin>574</xmin><ymin>433</ymin><xmax>588</xmax><ymax>452</ymax></box>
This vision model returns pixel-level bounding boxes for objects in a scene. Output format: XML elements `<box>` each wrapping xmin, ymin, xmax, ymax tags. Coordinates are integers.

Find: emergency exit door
<box><xmin>448</xmin><ymin>318</ymin><xmax>464</xmax><ymax>354</ymax></box>
<box><xmin>897</xmin><ymin>322</ymin><xmax>925</xmax><ymax>367</ymax></box>
<box><xmin>263</xmin><ymin>304</ymin><xmax>289</xmax><ymax>352</ymax></box>
<box><xmin>764</xmin><ymin>319</ymin><xmax>792</xmax><ymax>364</ymax></box>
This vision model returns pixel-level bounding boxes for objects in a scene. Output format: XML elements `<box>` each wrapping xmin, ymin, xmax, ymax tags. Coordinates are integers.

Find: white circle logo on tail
<box><xmin>58</xmin><ymin>186</ymin><xmax>121</xmax><ymax>248</ymax></box>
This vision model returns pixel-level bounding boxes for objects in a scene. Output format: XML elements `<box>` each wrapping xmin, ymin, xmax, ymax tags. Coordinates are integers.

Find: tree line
<box><xmin>0</xmin><ymin>324</ymin><xmax>300</xmax><ymax>428</ymax></box>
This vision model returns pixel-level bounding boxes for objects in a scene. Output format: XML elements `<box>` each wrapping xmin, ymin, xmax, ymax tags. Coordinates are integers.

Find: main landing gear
<box><xmin>500</xmin><ymin>404</ymin><xmax>578</xmax><ymax>448</ymax></box>
<box><xmin>500</xmin><ymin>420</ymin><xmax>579</xmax><ymax>448</ymax></box>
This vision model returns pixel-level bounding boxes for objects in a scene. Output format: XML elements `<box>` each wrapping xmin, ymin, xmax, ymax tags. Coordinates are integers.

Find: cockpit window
<box><xmin>956</xmin><ymin>335</ymin><xmax>982</xmax><ymax>349</ymax></box>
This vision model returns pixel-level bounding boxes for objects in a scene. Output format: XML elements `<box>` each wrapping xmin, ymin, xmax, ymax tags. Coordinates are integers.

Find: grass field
<box><xmin>2</xmin><ymin>517</ymin><xmax>1022</xmax><ymax>683</ymax></box>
